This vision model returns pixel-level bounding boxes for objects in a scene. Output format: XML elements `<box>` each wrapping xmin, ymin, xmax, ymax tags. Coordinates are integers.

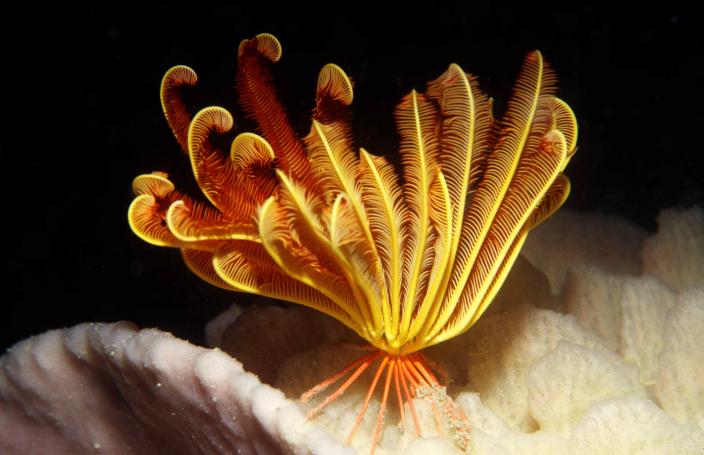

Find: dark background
<box><xmin>2</xmin><ymin>4</ymin><xmax>702</xmax><ymax>351</ymax></box>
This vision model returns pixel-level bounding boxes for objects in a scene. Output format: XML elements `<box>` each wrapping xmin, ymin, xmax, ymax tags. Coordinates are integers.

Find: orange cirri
<box><xmin>128</xmin><ymin>33</ymin><xmax>578</xmax><ymax>453</ymax></box>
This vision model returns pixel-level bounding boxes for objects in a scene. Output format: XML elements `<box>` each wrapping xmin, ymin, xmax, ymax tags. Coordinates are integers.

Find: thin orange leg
<box><xmin>301</xmin><ymin>350</ymin><xmax>378</xmax><ymax>404</ymax></box>
<box><xmin>301</xmin><ymin>349</ymin><xmax>466</xmax><ymax>452</ymax></box>
<box><xmin>403</xmin><ymin>356</ymin><xmax>427</xmax><ymax>386</ymax></box>
<box><xmin>398</xmin><ymin>359</ymin><xmax>422</xmax><ymax>437</ymax></box>
<box><xmin>411</xmin><ymin>353</ymin><xmax>439</xmax><ymax>385</ymax></box>
<box><xmin>305</xmin><ymin>350</ymin><xmax>382</xmax><ymax>419</ymax></box>
<box><xmin>393</xmin><ymin>360</ymin><xmax>405</xmax><ymax>432</ymax></box>
<box><xmin>345</xmin><ymin>356</ymin><xmax>390</xmax><ymax>444</ymax></box>
<box><xmin>370</xmin><ymin>360</ymin><xmax>395</xmax><ymax>454</ymax></box>
<box><xmin>400</xmin><ymin>358</ymin><xmax>418</xmax><ymax>387</ymax></box>
<box><xmin>418</xmin><ymin>352</ymin><xmax>449</xmax><ymax>385</ymax></box>
<box><xmin>404</xmin><ymin>356</ymin><xmax>443</xmax><ymax>436</ymax></box>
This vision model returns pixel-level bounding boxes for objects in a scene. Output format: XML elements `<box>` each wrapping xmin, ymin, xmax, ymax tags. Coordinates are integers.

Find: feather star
<box><xmin>128</xmin><ymin>33</ymin><xmax>578</xmax><ymax>453</ymax></box>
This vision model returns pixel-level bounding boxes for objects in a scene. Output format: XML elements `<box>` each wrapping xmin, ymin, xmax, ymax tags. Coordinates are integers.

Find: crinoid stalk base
<box><xmin>300</xmin><ymin>348</ymin><xmax>471</xmax><ymax>454</ymax></box>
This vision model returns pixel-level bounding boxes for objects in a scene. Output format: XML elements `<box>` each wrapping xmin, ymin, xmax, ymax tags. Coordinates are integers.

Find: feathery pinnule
<box><xmin>160</xmin><ymin>65</ymin><xmax>197</xmax><ymax>153</ymax></box>
<box><xmin>404</xmin><ymin>64</ymin><xmax>494</xmax><ymax>345</ymax></box>
<box><xmin>358</xmin><ymin>148</ymin><xmax>406</xmax><ymax>341</ymax></box>
<box><xmin>127</xmin><ymin>33</ymin><xmax>578</xmax><ymax>454</ymax></box>
<box><xmin>237</xmin><ymin>34</ymin><xmax>314</xmax><ymax>183</ymax></box>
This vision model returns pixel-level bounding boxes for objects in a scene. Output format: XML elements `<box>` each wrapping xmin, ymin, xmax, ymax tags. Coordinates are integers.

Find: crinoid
<box><xmin>128</xmin><ymin>33</ymin><xmax>577</xmax><ymax>453</ymax></box>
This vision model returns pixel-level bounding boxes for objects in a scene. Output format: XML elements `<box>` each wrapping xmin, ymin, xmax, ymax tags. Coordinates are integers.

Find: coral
<box><xmin>643</xmin><ymin>208</ymin><xmax>704</xmax><ymax>290</ymax></box>
<box><xmin>569</xmin><ymin>398</ymin><xmax>703</xmax><ymax>454</ymax></box>
<box><xmin>526</xmin><ymin>341</ymin><xmax>645</xmax><ymax>432</ymax></box>
<box><xmin>521</xmin><ymin>210</ymin><xmax>646</xmax><ymax>293</ymax></box>
<box><xmin>655</xmin><ymin>288</ymin><xmax>704</xmax><ymax>428</ymax></box>
<box><xmin>0</xmin><ymin>322</ymin><xmax>337</xmax><ymax>454</ymax></box>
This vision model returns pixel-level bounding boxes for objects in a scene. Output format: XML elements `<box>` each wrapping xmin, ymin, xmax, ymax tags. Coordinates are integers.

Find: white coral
<box><xmin>655</xmin><ymin>288</ymin><xmax>704</xmax><ymax>429</ymax></box>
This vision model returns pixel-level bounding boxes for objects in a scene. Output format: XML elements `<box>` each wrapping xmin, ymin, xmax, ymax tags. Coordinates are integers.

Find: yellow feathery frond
<box><xmin>237</xmin><ymin>33</ymin><xmax>313</xmax><ymax>182</ymax></box>
<box><xmin>308</xmin><ymin>120</ymin><xmax>359</xmax><ymax>201</ymax></box>
<box><xmin>467</xmin><ymin>228</ymin><xmax>529</xmax><ymax>328</ymax></box>
<box><xmin>214</xmin><ymin>243</ymin><xmax>265</xmax><ymax>294</ymax></box>
<box><xmin>358</xmin><ymin>148</ymin><xmax>406</xmax><ymax>341</ymax></box>
<box><xmin>396</xmin><ymin>90</ymin><xmax>441</xmax><ymax>340</ymax></box>
<box><xmin>317</xmin><ymin>63</ymin><xmax>354</xmax><ymax>107</ymax></box>
<box><xmin>214</xmin><ymin>240</ymin><xmax>360</xmax><ymax>333</ymax></box>
<box><xmin>276</xmin><ymin>171</ymin><xmax>383</xmax><ymax>338</ymax></box>
<box><xmin>431</xmin><ymin>128</ymin><xmax>568</xmax><ymax>344</ymax></box>
<box><xmin>128</xmin><ymin>194</ymin><xmax>179</xmax><ymax>247</ymax></box>
<box><xmin>329</xmin><ymin>193</ymin><xmax>366</xmax><ymax>252</ymax></box>
<box><xmin>441</xmin><ymin>173</ymin><xmax>571</xmax><ymax>317</ymax></box>
<box><xmin>552</xmin><ymin>97</ymin><xmax>578</xmax><ymax>157</ymax></box>
<box><xmin>276</xmin><ymin>170</ymin><xmax>331</xmax><ymax>255</ymax></box>
<box><xmin>256</xmin><ymin>197</ymin><xmax>368</xmax><ymax>337</ymax></box>
<box><xmin>309</xmin><ymin>64</ymin><xmax>355</xmax><ymax>176</ymax></box>
<box><xmin>328</xmin><ymin>193</ymin><xmax>389</xmax><ymax>339</ymax></box>
<box><xmin>231</xmin><ymin>132</ymin><xmax>275</xmax><ymax>164</ymax></box>
<box><xmin>471</xmin><ymin>171</ymin><xmax>569</xmax><ymax>325</ymax></box>
<box><xmin>305</xmin><ymin>64</ymin><xmax>391</xmax><ymax>334</ymax></box>
<box><xmin>426</xmin><ymin>64</ymin><xmax>492</xmax><ymax>235</ymax></box>
<box><xmin>405</xmin><ymin>65</ymin><xmax>493</xmax><ymax>344</ymax></box>
<box><xmin>128</xmin><ymin>173</ymin><xmax>179</xmax><ymax>247</ymax></box>
<box><xmin>237</xmin><ymin>32</ymin><xmax>282</xmax><ymax>62</ymax></box>
<box><xmin>552</xmin><ymin>97</ymin><xmax>579</xmax><ymax>172</ymax></box>
<box><xmin>181</xmin><ymin>249</ymin><xmax>236</xmax><ymax>291</ymax></box>
<box><xmin>526</xmin><ymin>173</ymin><xmax>571</xmax><ymax>229</ymax></box>
<box><xmin>229</xmin><ymin>132</ymin><xmax>278</xmax><ymax>201</ymax></box>
<box><xmin>309</xmin><ymin>121</ymin><xmax>390</xmax><ymax>331</ymax></box>
<box><xmin>427</xmin><ymin>50</ymin><xmax>555</xmax><ymax>343</ymax></box>
<box><xmin>187</xmin><ymin>106</ymin><xmax>238</xmax><ymax>211</ymax></box>
<box><xmin>132</xmin><ymin>173</ymin><xmax>175</xmax><ymax>197</ymax></box>
<box><xmin>160</xmin><ymin>65</ymin><xmax>198</xmax><ymax>153</ymax></box>
<box><xmin>406</xmin><ymin>171</ymin><xmax>452</xmax><ymax>342</ymax></box>
<box><xmin>408</xmin><ymin>228</ymin><xmax>438</xmax><ymax>333</ymax></box>
<box><xmin>165</xmin><ymin>200</ymin><xmax>259</xmax><ymax>242</ymax></box>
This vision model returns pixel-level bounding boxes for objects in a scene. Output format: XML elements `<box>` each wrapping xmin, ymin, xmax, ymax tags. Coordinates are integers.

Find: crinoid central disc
<box><xmin>300</xmin><ymin>348</ymin><xmax>470</xmax><ymax>454</ymax></box>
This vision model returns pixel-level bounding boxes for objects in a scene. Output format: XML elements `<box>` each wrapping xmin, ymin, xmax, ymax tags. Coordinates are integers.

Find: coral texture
<box><xmin>2</xmin><ymin>208</ymin><xmax>703</xmax><ymax>454</ymax></box>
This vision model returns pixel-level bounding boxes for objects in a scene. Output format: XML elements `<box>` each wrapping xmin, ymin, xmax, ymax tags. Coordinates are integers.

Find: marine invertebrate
<box><xmin>128</xmin><ymin>33</ymin><xmax>577</xmax><ymax>451</ymax></box>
